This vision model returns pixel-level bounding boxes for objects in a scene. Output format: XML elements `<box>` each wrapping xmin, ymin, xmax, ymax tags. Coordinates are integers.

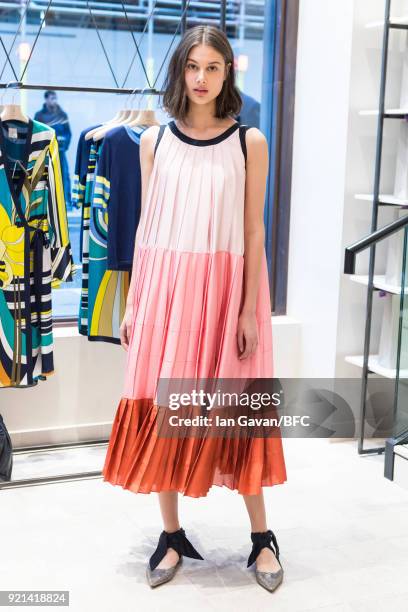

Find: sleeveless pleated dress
<box><xmin>102</xmin><ymin>120</ymin><xmax>287</xmax><ymax>497</ymax></box>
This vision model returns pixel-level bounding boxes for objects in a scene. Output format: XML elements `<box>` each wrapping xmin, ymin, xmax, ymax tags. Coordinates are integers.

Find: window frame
<box><xmin>261</xmin><ymin>0</ymin><xmax>299</xmax><ymax>315</ymax></box>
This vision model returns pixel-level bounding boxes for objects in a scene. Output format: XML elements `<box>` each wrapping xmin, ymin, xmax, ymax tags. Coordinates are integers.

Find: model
<box><xmin>102</xmin><ymin>24</ymin><xmax>287</xmax><ymax>593</ymax></box>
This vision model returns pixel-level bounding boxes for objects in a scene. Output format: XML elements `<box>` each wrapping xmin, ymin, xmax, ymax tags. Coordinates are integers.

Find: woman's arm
<box><xmin>237</xmin><ymin>127</ymin><xmax>269</xmax><ymax>360</ymax></box>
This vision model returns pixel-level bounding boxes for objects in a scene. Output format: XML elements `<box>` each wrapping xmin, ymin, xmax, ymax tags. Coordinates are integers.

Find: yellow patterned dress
<box><xmin>0</xmin><ymin>118</ymin><xmax>75</xmax><ymax>387</ymax></box>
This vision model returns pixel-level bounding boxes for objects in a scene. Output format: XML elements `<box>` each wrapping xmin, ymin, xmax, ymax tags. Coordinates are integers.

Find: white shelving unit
<box><xmin>349</xmin><ymin>274</ymin><xmax>408</xmax><ymax>294</ymax></box>
<box><xmin>345</xmin><ymin>354</ymin><xmax>408</xmax><ymax>379</ymax></box>
<box><xmin>344</xmin><ymin>3</ymin><xmax>408</xmax><ymax>466</ymax></box>
<box><xmin>359</xmin><ymin>108</ymin><xmax>408</xmax><ymax>116</ymax></box>
<box><xmin>366</xmin><ymin>16</ymin><xmax>408</xmax><ymax>29</ymax></box>
<box><xmin>355</xmin><ymin>193</ymin><xmax>408</xmax><ymax>206</ymax></box>
<box><xmin>348</xmin><ymin>6</ymin><xmax>408</xmax><ymax>380</ymax></box>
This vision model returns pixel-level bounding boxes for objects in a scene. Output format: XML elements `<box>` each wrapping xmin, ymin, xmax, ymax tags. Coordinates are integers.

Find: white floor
<box><xmin>1</xmin><ymin>437</ymin><xmax>408</xmax><ymax>612</ymax></box>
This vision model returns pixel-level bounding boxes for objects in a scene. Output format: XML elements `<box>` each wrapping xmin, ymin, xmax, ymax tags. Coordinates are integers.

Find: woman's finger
<box><xmin>120</xmin><ymin>323</ymin><xmax>128</xmax><ymax>351</ymax></box>
<box><xmin>237</xmin><ymin>327</ymin><xmax>244</xmax><ymax>353</ymax></box>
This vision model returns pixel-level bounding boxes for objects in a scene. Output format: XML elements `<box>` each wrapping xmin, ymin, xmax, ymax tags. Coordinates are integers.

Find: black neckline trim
<box><xmin>168</xmin><ymin>120</ymin><xmax>240</xmax><ymax>146</ymax></box>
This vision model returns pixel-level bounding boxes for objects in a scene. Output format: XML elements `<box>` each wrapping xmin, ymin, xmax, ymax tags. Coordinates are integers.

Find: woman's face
<box><xmin>184</xmin><ymin>44</ymin><xmax>228</xmax><ymax>108</ymax></box>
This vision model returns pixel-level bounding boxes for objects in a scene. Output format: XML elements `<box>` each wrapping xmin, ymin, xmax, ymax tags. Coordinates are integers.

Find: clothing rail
<box><xmin>1</xmin><ymin>0</ymin><xmax>198</xmax><ymax>89</ymax></box>
<box><xmin>0</xmin><ymin>82</ymin><xmax>157</xmax><ymax>486</ymax></box>
<box><xmin>0</xmin><ymin>82</ymin><xmax>165</xmax><ymax>95</ymax></box>
<box><xmin>0</xmin><ymin>82</ymin><xmax>168</xmax><ymax>489</ymax></box>
<box><xmin>0</xmin><ymin>440</ymin><xmax>109</xmax><ymax>489</ymax></box>
<box><xmin>0</xmin><ymin>0</ymin><xmax>227</xmax><ymax>490</ymax></box>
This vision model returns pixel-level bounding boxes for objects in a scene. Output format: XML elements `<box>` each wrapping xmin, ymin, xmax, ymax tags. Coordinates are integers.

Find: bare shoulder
<box><xmin>245</xmin><ymin>126</ymin><xmax>268</xmax><ymax>147</ymax></box>
<box><xmin>141</xmin><ymin>124</ymin><xmax>161</xmax><ymax>142</ymax></box>
<box><xmin>140</xmin><ymin>124</ymin><xmax>160</xmax><ymax>145</ymax></box>
<box><xmin>245</xmin><ymin>127</ymin><xmax>268</xmax><ymax>165</ymax></box>
<box><xmin>140</xmin><ymin>124</ymin><xmax>161</xmax><ymax>159</ymax></box>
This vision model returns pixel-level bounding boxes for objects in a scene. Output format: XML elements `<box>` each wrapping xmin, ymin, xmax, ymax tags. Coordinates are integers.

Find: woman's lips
<box><xmin>193</xmin><ymin>89</ymin><xmax>208</xmax><ymax>95</ymax></box>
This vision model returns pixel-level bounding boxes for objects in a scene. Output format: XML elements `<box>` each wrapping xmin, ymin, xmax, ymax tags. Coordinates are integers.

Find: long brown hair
<box><xmin>161</xmin><ymin>25</ymin><xmax>242</xmax><ymax>121</ymax></box>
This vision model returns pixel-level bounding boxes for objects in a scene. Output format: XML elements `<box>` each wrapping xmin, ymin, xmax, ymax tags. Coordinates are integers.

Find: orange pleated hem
<box><xmin>102</xmin><ymin>397</ymin><xmax>287</xmax><ymax>498</ymax></box>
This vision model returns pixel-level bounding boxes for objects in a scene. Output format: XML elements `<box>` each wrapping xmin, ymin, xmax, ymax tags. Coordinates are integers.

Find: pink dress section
<box><xmin>102</xmin><ymin>120</ymin><xmax>287</xmax><ymax>497</ymax></box>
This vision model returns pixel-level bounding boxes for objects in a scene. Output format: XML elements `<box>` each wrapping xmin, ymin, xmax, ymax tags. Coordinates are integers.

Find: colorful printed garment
<box><xmin>72</xmin><ymin>123</ymin><xmax>100</xmax><ymax>261</ymax></box>
<box><xmin>74</xmin><ymin>125</ymin><xmax>146</xmax><ymax>343</ymax></box>
<box><xmin>72</xmin><ymin>130</ymin><xmax>101</xmax><ymax>335</ymax></box>
<box><xmin>86</xmin><ymin>125</ymin><xmax>146</xmax><ymax>343</ymax></box>
<box><xmin>87</xmin><ymin>135</ymin><xmax>128</xmax><ymax>345</ymax></box>
<box><xmin>92</xmin><ymin>125</ymin><xmax>145</xmax><ymax>271</ymax></box>
<box><xmin>0</xmin><ymin>118</ymin><xmax>76</xmax><ymax>387</ymax></box>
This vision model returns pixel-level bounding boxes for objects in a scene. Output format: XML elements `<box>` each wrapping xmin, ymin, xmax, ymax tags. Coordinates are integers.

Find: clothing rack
<box><xmin>0</xmin><ymin>83</ymin><xmax>165</xmax><ymax>95</ymax></box>
<box><xmin>0</xmin><ymin>0</ymin><xmax>228</xmax><ymax>490</ymax></box>
<box><xmin>0</xmin><ymin>0</ymin><xmax>227</xmax><ymax>92</ymax></box>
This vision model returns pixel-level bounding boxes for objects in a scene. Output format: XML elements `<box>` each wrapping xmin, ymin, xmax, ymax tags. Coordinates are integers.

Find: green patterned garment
<box><xmin>0</xmin><ymin>118</ymin><xmax>76</xmax><ymax>387</ymax></box>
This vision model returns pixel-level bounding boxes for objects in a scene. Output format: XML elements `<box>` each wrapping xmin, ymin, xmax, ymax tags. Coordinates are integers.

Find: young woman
<box><xmin>102</xmin><ymin>24</ymin><xmax>287</xmax><ymax>593</ymax></box>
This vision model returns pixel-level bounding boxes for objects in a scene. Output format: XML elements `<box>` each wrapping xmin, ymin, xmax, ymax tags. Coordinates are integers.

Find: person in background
<box><xmin>35</xmin><ymin>91</ymin><xmax>73</xmax><ymax>209</ymax></box>
<box><xmin>236</xmin><ymin>90</ymin><xmax>260</xmax><ymax>128</ymax></box>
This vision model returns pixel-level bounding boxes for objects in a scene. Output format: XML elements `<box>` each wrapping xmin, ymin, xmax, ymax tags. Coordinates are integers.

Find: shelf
<box><xmin>366</xmin><ymin>17</ymin><xmax>408</xmax><ymax>29</ymax></box>
<box><xmin>359</xmin><ymin>109</ymin><xmax>408</xmax><ymax>117</ymax></box>
<box><xmin>345</xmin><ymin>354</ymin><xmax>408</xmax><ymax>378</ymax></box>
<box><xmin>355</xmin><ymin>193</ymin><xmax>408</xmax><ymax>207</ymax></box>
<box><xmin>357</xmin><ymin>275</ymin><xmax>408</xmax><ymax>294</ymax></box>
<box><xmin>349</xmin><ymin>274</ymin><xmax>408</xmax><ymax>295</ymax></box>
<box><xmin>394</xmin><ymin>444</ymin><xmax>408</xmax><ymax>460</ymax></box>
<box><xmin>359</xmin><ymin>110</ymin><xmax>380</xmax><ymax>116</ymax></box>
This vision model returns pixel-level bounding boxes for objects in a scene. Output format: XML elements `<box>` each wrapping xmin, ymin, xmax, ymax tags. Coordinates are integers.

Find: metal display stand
<box><xmin>352</xmin><ymin>0</ymin><xmax>408</xmax><ymax>456</ymax></box>
<box><xmin>0</xmin><ymin>0</ymin><xmax>228</xmax><ymax>489</ymax></box>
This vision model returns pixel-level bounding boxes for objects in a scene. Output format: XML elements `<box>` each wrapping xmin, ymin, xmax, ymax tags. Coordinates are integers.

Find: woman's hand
<box><xmin>237</xmin><ymin>310</ymin><xmax>258</xmax><ymax>359</ymax></box>
<box><xmin>119</xmin><ymin>304</ymin><xmax>134</xmax><ymax>351</ymax></box>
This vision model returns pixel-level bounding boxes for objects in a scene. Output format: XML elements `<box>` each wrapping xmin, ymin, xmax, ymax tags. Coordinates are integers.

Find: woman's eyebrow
<box><xmin>186</xmin><ymin>59</ymin><xmax>222</xmax><ymax>65</ymax></box>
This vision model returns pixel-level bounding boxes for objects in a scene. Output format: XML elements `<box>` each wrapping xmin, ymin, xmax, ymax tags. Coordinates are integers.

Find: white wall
<box><xmin>287</xmin><ymin>0</ymin><xmax>408</xmax><ymax>380</ymax></box>
<box><xmin>1</xmin><ymin>330</ymin><xmax>126</xmax><ymax>446</ymax></box>
<box><xmin>287</xmin><ymin>0</ymin><xmax>355</xmax><ymax>377</ymax></box>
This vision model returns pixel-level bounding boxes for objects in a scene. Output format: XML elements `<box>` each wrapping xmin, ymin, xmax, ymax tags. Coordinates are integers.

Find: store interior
<box><xmin>1</xmin><ymin>1</ymin><xmax>408</xmax><ymax>610</ymax></box>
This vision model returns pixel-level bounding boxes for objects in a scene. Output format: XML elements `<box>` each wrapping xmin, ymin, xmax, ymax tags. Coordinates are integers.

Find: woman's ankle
<box><xmin>250</xmin><ymin>525</ymin><xmax>268</xmax><ymax>533</ymax></box>
<box><xmin>163</xmin><ymin>524</ymin><xmax>181</xmax><ymax>533</ymax></box>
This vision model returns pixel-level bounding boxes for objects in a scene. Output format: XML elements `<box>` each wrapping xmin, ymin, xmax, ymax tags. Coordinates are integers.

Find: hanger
<box><xmin>0</xmin><ymin>84</ymin><xmax>29</xmax><ymax>123</ymax></box>
<box><xmin>127</xmin><ymin>87</ymin><xmax>159</xmax><ymax>128</ymax></box>
<box><xmin>90</xmin><ymin>89</ymin><xmax>149</xmax><ymax>141</ymax></box>
<box><xmin>92</xmin><ymin>86</ymin><xmax>157</xmax><ymax>141</ymax></box>
<box><xmin>120</xmin><ymin>88</ymin><xmax>142</xmax><ymax>125</ymax></box>
<box><xmin>91</xmin><ymin>116</ymin><xmax>126</xmax><ymax>142</ymax></box>
<box><xmin>85</xmin><ymin>93</ymin><xmax>130</xmax><ymax>141</ymax></box>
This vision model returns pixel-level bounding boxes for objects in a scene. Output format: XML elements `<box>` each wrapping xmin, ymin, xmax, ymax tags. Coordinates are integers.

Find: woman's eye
<box><xmin>186</xmin><ymin>64</ymin><xmax>218</xmax><ymax>71</ymax></box>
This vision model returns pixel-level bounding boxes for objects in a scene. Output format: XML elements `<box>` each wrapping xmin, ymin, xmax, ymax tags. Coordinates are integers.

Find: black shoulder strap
<box><xmin>154</xmin><ymin>124</ymin><xmax>167</xmax><ymax>157</ymax></box>
<box><xmin>239</xmin><ymin>124</ymin><xmax>250</xmax><ymax>165</ymax></box>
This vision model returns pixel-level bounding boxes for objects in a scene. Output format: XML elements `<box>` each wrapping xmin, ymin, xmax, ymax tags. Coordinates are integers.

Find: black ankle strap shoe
<box><xmin>247</xmin><ymin>528</ymin><xmax>280</xmax><ymax>567</ymax></box>
<box><xmin>149</xmin><ymin>527</ymin><xmax>204</xmax><ymax>571</ymax></box>
<box><xmin>247</xmin><ymin>529</ymin><xmax>283</xmax><ymax>593</ymax></box>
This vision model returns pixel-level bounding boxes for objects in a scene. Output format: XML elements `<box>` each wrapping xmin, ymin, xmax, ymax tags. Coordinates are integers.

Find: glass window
<box><xmin>0</xmin><ymin>1</ymin><xmax>297</xmax><ymax>318</ymax></box>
